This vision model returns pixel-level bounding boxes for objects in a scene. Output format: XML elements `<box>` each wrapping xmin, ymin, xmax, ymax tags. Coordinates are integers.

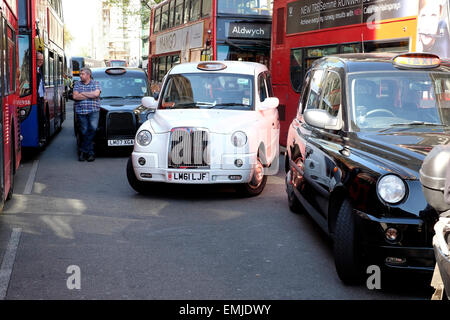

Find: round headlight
<box><xmin>136</xmin><ymin>130</ymin><xmax>152</xmax><ymax>146</ymax></box>
<box><xmin>231</xmin><ymin>131</ymin><xmax>247</xmax><ymax>147</ymax></box>
<box><xmin>377</xmin><ymin>175</ymin><xmax>406</xmax><ymax>204</ymax></box>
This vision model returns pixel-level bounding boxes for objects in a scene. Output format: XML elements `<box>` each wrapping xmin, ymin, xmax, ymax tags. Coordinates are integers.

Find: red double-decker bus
<box><xmin>272</xmin><ymin>0</ymin><xmax>432</xmax><ymax>145</ymax></box>
<box><xmin>17</xmin><ymin>0</ymin><xmax>65</xmax><ymax>149</ymax></box>
<box><xmin>0</xmin><ymin>0</ymin><xmax>21</xmax><ymax>210</ymax></box>
<box><xmin>148</xmin><ymin>0</ymin><xmax>273</xmax><ymax>91</ymax></box>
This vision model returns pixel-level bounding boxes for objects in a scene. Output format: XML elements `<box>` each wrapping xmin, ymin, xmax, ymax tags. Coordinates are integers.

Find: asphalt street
<box><xmin>0</xmin><ymin>102</ymin><xmax>435</xmax><ymax>300</ymax></box>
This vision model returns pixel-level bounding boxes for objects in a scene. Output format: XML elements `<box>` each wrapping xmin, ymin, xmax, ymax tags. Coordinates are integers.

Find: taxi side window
<box><xmin>304</xmin><ymin>69</ymin><xmax>325</xmax><ymax>111</ymax></box>
<box><xmin>258</xmin><ymin>73</ymin><xmax>268</xmax><ymax>102</ymax></box>
<box><xmin>265</xmin><ymin>72</ymin><xmax>274</xmax><ymax>97</ymax></box>
<box><xmin>299</xmin><ymin>71</ymin><xmax>311</xmax><ymax>115</ymax></box>
<box><xmin>319</xmin><ymin>71</ymin><xmax>341</xmax><ymax>117</ymax></box>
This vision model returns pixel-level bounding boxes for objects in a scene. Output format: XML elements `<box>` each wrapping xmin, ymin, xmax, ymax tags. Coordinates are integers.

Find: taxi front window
<box><xmin>95</xmin><ymin>73</ymin><xmax>150</xmax><ymax>99</ymax></box>
<box><xmin>349</xmin><ymin>71</ymin><xmax>450</xmax><ymax>131</ymax></box>
<box><xmin>160</xmin><ymin>73</ymin><xmax>254</xmax><ymax>110</ymax></box>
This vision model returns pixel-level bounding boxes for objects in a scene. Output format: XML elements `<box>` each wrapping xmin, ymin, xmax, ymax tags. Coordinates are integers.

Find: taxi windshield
<box><xmin>160</xmin><ymin>73</ymin><xmax>254</xmax><ymax>110</ymax></box>
<box><xmin>349</xmin><ymin>71</ymin><xmax>450</xmax><ymax>131</ymax></box>
<box><xmin>95</xmin><ymin>72</ymin><xmax>150</xmax><ymax>100</ymax></box>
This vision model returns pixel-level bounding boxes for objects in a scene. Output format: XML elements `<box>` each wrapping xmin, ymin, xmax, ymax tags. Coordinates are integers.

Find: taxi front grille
<box><xmin>168</xmin><ymin>128</ymin><xmax>209</xmax><ymax>169</ymax></box>
<box><xmin>107</xmin><ymin>112</ymin><xmax>135</xmax><ymax>137</ymax></box>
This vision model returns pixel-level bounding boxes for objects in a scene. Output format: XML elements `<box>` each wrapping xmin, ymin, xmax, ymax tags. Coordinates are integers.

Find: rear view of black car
<box><xmin>74</xmin><ymin>67</ymin><xmax>151</xmax><ymax>153</ymax></box>
<box><xmin>285</xmin><ymin>53</ymin><xmax>450</xmax><ymax>284</ymax></box>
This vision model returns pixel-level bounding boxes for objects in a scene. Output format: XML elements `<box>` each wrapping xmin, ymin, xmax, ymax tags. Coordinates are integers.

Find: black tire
<box><xmin>126</xmin><ymin>157</ymin><xmax>152</xmax><ymax>194</ymax></box>
<box><xmin>334</xmin><ymin>199</ymin><xmax>364</xmax><ymax>285</ymax></box>
<box><xmin>286</xmin><ymin>170</ymin><xmax>303</xmax><ymax>214</ymax></box>
<box><xmin>236</xmin><ymin>157</ymin><xmax>267</xmax><ymax>197</ymax></box>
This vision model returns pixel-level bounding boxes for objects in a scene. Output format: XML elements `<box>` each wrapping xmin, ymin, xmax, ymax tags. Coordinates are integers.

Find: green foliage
<box><xmin>103</xmin><ymin>0</ymin><xmax>162</xmax><ymax>20</ymax></box>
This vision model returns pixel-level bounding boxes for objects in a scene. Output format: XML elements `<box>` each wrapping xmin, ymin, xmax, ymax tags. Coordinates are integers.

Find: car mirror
<box><xmin>142</xmin><ymin>96</ymin><xmax>158</xmax><ymax>110</ymax></box>
<box><xmin>259</xmin><ymin>97</ymin><xmax>279</xmax><ymax>111</ymax></box>
<box><xmin>304</xmin><ymin>109</ymin><xmax>343</xmax><ymax>130</ymax></box>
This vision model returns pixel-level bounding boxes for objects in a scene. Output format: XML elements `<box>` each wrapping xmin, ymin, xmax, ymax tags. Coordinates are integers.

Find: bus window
<box><xmin>7</xmin><ymin>24</ymin><xmax>16</xmax><ymax>93</ymax></box>
<box><xmin>18</xmin><ymin>35</ymin><xmax>32</xmax><ymax>97</ymax></box>
<box><xmin>364</xmin><ymin>40</ymin><xmax>409</xmax><ymax>53</ymax></box>
<box><xmin>190</xmin><ymin>0</ymin><xmax>201</xmax><ymax>21</ymax></box>
<box><xmin>217</xmin><ymin>0</ymin><xmax>272</xmax><ymax>15</ymax></box>
<box><xmin>174</xmin><ymin>0</ymin><xmax>183</xmax><ymax>26</ymax></box>
<box><xmin>202</xmin><ymin>0</ymin><xmax>211</xmax><ymax>16</ymax></box>
<box><xmin>290</xmin><ymin>48</ymin><xmax>303</xmax><ymax>93</ymax></box>
<box><xmin>161</xmin><ymin>3</ymin><xmax>169</xmax><ymax>31</ymax></box>
<box><xmin>153</xmin><ymin>7</ymin><xmax>161</xmax><ymax>33</ymax></box>
<box><xmin>341</xmin><ymin>43</ymin><xmax>361</xmax><ymax>54</ymax></box>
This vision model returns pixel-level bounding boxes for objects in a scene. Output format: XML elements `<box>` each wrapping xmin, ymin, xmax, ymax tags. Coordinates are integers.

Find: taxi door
<box><xmin>303</xmin><ymin>70</ymin><xmax>344</xmax><ymax>221</ymax></box>
<box><xmin>257</xmin><ymin>72</ymin><xmax>279</xmax><ymax>164</ymax></box>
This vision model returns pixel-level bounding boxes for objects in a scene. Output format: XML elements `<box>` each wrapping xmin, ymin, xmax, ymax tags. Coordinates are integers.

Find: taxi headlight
<box><xmin>231</xmin><ymin>131</ymin><xmax>247</xmax><ymax>147</ymax></box>
<box><xmin>377</xmin><ymin>175</ymin><xmax>406</xmax><ymax>204</ymax></box>
<box><xmin>136</xmin><ymin>130</ymin><xmax>152</xmax><ymax>146</ymax></box>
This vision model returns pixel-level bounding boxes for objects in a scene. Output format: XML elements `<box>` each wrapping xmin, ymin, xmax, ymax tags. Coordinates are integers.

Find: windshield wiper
<box><xmin>174</xmin><ymin>102</ymin><xmax>216</xmax><ymax>109</ymax></box>
<box><xmin>124</xmin><ymin>96</ymin><xmax>144</xmax><ymax>99</ymax></box>
<box><xmin>389</xmin><ymin>121</ymin><xmax>446</xmax><ymax>127</ymax></box>
<box><xmin>214</xmin><ymin>103</ymin><xmax>248</xmax><ymax>107</ymax></box>
<box><xmin>101</xmin><ymin>96</ymin><xmax>123</xmax><ymax>99</ymax></box>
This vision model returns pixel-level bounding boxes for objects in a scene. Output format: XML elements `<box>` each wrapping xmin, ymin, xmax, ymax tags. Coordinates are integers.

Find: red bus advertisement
<box><xmin>272</xmin><ymin>0</ymin><xmax>449</xmax><ymax>145</ymax></box>
<box><xmin>148</xmin><ymin>0</ymin><xmax>272</xmax><ymax>91</ymax></box>
<box><xmin>0</xmin><ymin>0</ymin><xmax>21</xmax><ymax>210</ymax></box>
<box><xmin>17</xmin><ymin>0</ymin><xmax>65</xmax><ymax>148</ymax></box>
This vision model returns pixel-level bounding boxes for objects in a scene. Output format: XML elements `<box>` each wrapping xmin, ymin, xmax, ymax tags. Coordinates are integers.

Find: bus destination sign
<box><xmin>286</xmin><ymin>0</ymin><xmax>418</xmax><ymax>34</ymax></box>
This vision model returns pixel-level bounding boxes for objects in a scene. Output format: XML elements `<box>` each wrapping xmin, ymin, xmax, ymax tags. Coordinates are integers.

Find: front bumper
<box><xmin>132</xmin><ymin>151</ymin><xmax>257</xmax><ymax>184</ymax></box>
<box><xmin>355</xmin><ymin>210</ymin><xmax>435</xmax><ymax>272</ymax></box>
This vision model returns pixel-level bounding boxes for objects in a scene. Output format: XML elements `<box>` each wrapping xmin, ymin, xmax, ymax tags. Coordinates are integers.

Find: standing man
<box><xmin>36</xmin><ymin>52</ymin><xmax>47</xmax><ymax>146</ymax></box>
<box><xmin>73</xmin><ymin>67</ymin><xmax>101</xmax><ymax>162</ymax></box>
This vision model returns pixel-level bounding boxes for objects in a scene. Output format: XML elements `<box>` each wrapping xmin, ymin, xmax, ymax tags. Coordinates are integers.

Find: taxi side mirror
<box><xmin>142</xmin><ymin>96</ymin><xmax>158</xmax><ymax>110</ymax></box>
<box><xmin>304</xmin><ymin>109</ymin><xmax>343</xmax><ymax>131</ymax></box>
<box><xmin>259</xmin><ymin>97</ymin><xmax>279</xmax><ymax>111</ymax></box>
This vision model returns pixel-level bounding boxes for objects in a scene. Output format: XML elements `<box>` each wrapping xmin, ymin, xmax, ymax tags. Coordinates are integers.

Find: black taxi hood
<box><xmin>350</xmin><ymin>129</ymin><xmax>450</xmax><ymax>179</ymax></box>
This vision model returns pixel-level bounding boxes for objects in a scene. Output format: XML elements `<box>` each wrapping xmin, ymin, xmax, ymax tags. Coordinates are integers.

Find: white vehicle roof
<box><xmin>168</xmin><ymin>61</ymin><xmax>268</xmax><ymax>76</ymax></box>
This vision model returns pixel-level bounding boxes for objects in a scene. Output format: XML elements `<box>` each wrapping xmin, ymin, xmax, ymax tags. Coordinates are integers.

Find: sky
<box><xmin>62</xmin><ymin>0</ymin><xmax>102</xmax><ymax>57</ymax></box>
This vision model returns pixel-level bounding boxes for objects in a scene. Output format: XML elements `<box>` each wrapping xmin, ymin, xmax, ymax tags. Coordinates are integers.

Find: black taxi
<box><xmin>285</xmin><ymin>53</ymin><xmax>450</xmax><ymax>284</ymax></box>
<box><xmin>73</xmin><ymin>67</ymin><xmax>152</xmax><ymax>153</ymax></box>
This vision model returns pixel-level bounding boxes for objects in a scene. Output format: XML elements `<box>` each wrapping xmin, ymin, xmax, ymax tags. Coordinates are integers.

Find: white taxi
<box><xmin>127</xmin><ymin>61</ymin><xmax>280</xmax><ymax>196</ymax></box>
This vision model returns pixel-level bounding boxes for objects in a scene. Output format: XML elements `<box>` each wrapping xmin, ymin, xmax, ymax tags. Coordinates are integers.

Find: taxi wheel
<box><xmin>237</xmin><ymin>157</ymin><xmax>267</xmax><ymax>197</ymax></box>
<box><xmin>334</xmin><ymin>199</ymin><xmax>364</xmax><ymax>285</ymax></box>
<box><xmin>126</xmin><ymin>157</ymin><xmax>152</xmax><ymax>194</ymax></box>
<box><xmin>286</xmin><ymin>170</ymin><xmax>303</xmax><ymax>214</ymax></box>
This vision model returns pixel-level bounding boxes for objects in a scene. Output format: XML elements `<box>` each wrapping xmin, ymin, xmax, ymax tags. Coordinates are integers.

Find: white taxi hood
<box><xmin>149</xmin><ymin>109</ymin><xmax>262</xmax><ymax>134</ymax></box>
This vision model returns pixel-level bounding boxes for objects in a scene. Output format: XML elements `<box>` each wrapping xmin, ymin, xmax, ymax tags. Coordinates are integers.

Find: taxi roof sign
<box><xmin>393</xmin><ymin>53</ymin><xmax>441</xmax><ymax>69</ymax></box>
<box><xmin>106</xmin><ymin>67</ymin><xmax>127</xmax><ymax>75</ymax></box>
<box><xmin>197</xmin><ymin>62</ymin><xmax>227</xmax><ymax>71</ymax></box>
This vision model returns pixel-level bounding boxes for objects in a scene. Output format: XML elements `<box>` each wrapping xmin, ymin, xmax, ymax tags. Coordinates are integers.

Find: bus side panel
<box><xmin>20</xmin><ymin>105</ymin><xmax>40</xmax><ymax>147</ymax></box>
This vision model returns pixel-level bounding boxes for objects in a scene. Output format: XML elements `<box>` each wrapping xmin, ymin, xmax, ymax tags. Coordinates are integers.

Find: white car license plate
<box><xmin>169</xmin><ymin>172</ymin><xmax>209</xmax><ymax>182</ymax></box>
<box><xmin>108</xmin><ymin>139</ymin><xmax>134</xmax><ymax>146</ymax></box>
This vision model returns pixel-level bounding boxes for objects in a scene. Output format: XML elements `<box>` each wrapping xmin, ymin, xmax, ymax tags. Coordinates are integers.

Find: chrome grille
<box><xmin>168</xmin><ymin>128</ymin><xmax>209</xmax><ymax>169</ymax></box>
